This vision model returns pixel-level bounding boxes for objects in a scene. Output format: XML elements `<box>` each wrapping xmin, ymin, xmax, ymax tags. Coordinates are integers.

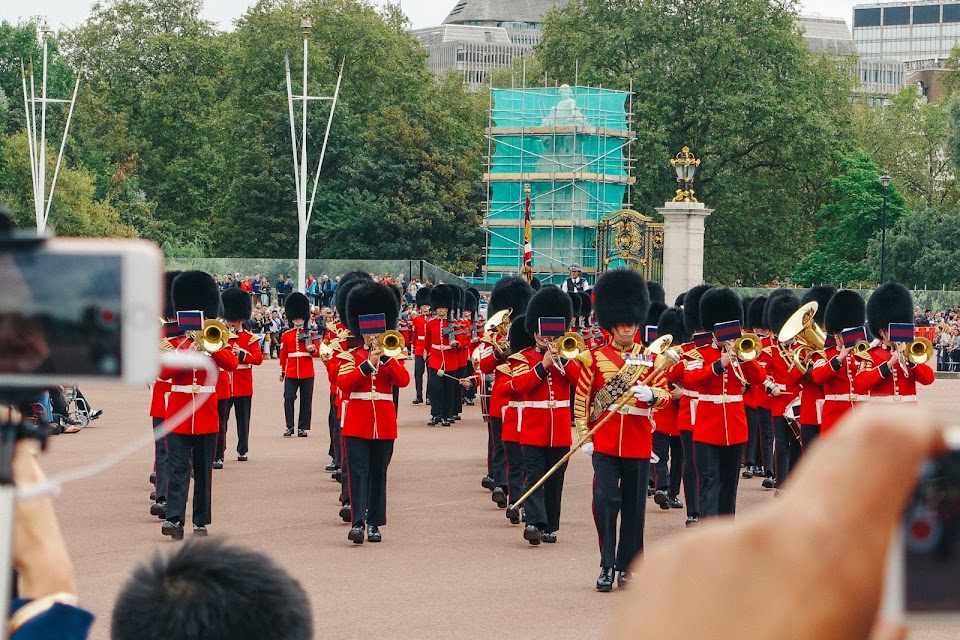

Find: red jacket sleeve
<box><xmin>383</xmin><ymin>357</ymin><xmax>411</xmax><ymax>388</ymax></box>
<box><xmin>212</xmin><ymin>347</ymin><xmax>239</xmax><ymax>372</ymax></box>
<box><xmin>239</xmin><ymin>334</ymin><xmax>263</xmax><ymax>366</ymax></box>
<box><xmin>913</xmin><ymin>362</ymin><xmax>936</xmax><ymax>385</ymax></box>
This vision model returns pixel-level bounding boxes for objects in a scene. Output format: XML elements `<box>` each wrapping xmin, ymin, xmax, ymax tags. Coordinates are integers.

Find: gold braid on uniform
<box><xmin>337</xmin><ymin>351</ymin><xmax>356</xmax><ymax>377</ymax></box>
<box><xmin>573</xmin><ymin>363</ymin><xmax>595</xmax><ymax>441</ymax></box>
<box><xmin>507</xmin><ymin>352</ymin><xmax>530</xmax><ymax>374</ymax></box>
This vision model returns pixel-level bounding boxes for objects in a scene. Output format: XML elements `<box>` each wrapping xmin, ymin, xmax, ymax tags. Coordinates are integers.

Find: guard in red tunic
<box><xmin>854</xmin><ymin>282</ymin><xmax>935</xmax><ymax>404</ymax></box>
<box><xmin>509</xmin><ymin>286</ymin><xmax>583</xmax><ymax>546</ymax></box>
<box><xmin>810</xmin><ymin>290</ymin><xmax>868</xmax><ymax>435</ymax></box>
<box><xmin>215</xmin><ymin>287</ymin><xmax>263</xmax><ymax>466</ymax></box>
<box><xmin>149</xmin><ymin>270</ymin><xmax>181</xmax><ymax>520</ymax></box>
<box><xmin>424</xmin><ymin>285</ymin><xmax>461</xmax><ymax>426</ymax></box>
<box><xmin>279</xmin><ymin>292</ymin><xmax>320</xmax><ymax>438</ymax></box>
<box><xmin>795</xmin><ymin>286</ymin><xmax>836</xmax><ymax>450</ymax></box>
<box><xmin>336</xmin><ymin>281</ymin><xmax>411</xmax><ymax>544</ymax></box>
<box><xmin>477</xmin><ymin>276</ymin><xmax>534</xmax><ymax>505</ymax></box>
<box><xmin>652</xmin><ymin>307</ymin><xmax>687</xmax><ymax>511</ymax></box>
<box><xmin>411</xmin><ymin>287</ymin><xmax>432</xmax><ymax>404</ymax></box>
<box><xmin>574</xmin><ymin>270</ymin><xmax>672</xmax><ymax>591</ymax></box>
<box><xmin>160</xmin><ymin>271</ymin><xmax>239</xmax><ymax>540</ymax></box>
<box><xmin>460</xmin><ymin>289</ymin><xmax>482</xmax><ymax>408</ymax></box>
<box><xmin>763</xmin><ymin>291</ymin><xmax>803</xmax><ymax>490</ymax></box>
<box><xmin>499</xmin><ymin>316</ymin><xmax>535</xmax><ymax>525</ymax></box>
<box><xmin>683</xmin><ymin>288</ymin><xmax>766</xmax><ymax>519</ymax></box>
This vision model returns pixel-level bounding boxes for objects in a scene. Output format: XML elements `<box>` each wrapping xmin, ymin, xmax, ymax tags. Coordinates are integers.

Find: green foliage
<box><xmin>536</xmin><ymin>0</ymin><xmax>856</xmax><ymax>285</ymax></box>
<box><xmin>864</xmin><ymin>206</ymin><xmax>960</xmax><ymax>288</ymax></box>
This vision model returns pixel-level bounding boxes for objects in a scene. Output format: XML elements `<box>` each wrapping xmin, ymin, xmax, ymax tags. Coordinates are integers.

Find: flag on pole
<box><xmin>521</xmin><ymin>184</ymin><xmax>533</xmax><ymax>283</ymax></box>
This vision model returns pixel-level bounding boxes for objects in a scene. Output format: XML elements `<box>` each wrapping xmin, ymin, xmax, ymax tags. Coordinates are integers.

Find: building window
<box><xmin>855</xmin><ymin>7</ymin><xmax>882</xmax><ymax>27</ymax></box>
<box><xmin>913</xmin><ymin>4</ymin><xmax>941</xmax><ymax>24</ymax></box>
<box><xmin>945</xmin><ymin>3</ymin><xmax>960</xmax><ymax>21</ymax></box>
<box><xmin>883</xmin><ymin>6</ymin><xmax>910</xmax><ymax>25</ymax></box>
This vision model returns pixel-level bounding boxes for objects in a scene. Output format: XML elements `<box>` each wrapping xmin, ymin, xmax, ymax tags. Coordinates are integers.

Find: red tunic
<box><xmin>478</xmin><ymin>345</ymin><xmax>510</xmax><ymax>420</ymax></box>
<box><xmin>424</xmin><ymin>317</ymin><xmax>461</xmax><ymax>372</ymax></box>
<box><xmin>671</xmin><ymin>341</ymin><xmax>706</xmax><ymax>432</ymax></box>
<box><xmin>767</xmin><ymin>341</ymin><xmax>803</xmax><ymax>419</ymax></box>
<box><xmin>160</xmin><ymin>336</ymin><xmax>239</xmax><ymax>435</ymax></box>
<box><xmin>809</xmin><ymin>347</ymin><xmax>865</xmax><ymax>435</ymax></box>
<box><xmin>412</xmin><ymin>314</ymin><xmax>429</xmax><ymax>357</ymax></box>
<box><xmin>279</xmin><ymin>328</ymin><xmax>320</xmax><ymax>379</ymax></box>
<box><xmin>853</xmin><ymin>345</ymin><xmax>935</xmax><ymax>403</ymax></box>
<box><xmin>216</xmin><ymin>331</ymin><xmax>264</xmax><ymax>398</ymax></box>
<box><xmin>798</xmin><ymin>352</ymin><xmax>825</xmax><ymax>426</ymax></box>
<box><xmin>497</xmin><ymin>369</ymin><xmax>521</xmax><ymax>443</ymax></box>
<box><xmin>336</xmin><ymin>347</ymin><xmax>411</xmax><ymax>440</ymax></box>
<box><xmin>149</xmin><ymin>379</ymin><xmax>170</xmax><ymax>419</ymax></box>
<box><xmin>508</xmin><ymin>347</ymin><xmax>582</xmax><ymax>448</ymax></box>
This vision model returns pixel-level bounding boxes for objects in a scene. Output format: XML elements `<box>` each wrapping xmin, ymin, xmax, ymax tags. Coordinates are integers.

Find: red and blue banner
<box><xmin>359</xmin><ymin>313</ymin><xmax>387</xmax><ymax>335</ymax></box>
<box><xmin>539</xmin><ymin>317</ymin><xmax>567</xmax><ymax>337</ymax></box>
<box><xmin>841</xmin><ymin>326</ymin><xmax>868</xmax><ymax>348</ymax></box>
<box><xmin>177</xmin><ymin>310</ymin><xmax>204</xmax><ymax>332</ymax></box>
<box><xmin>693</xmin><ymin>331</ymin><xmax>713</xmax><ymax>348</ymax></box>
<box><xmin>713</xmin><ymin>320</ymin><xmax>743</xmax><ymax>343</ymax></box>
<box><xmin>162</xmin><ymin>320</ymin><xmax>183</xmax><ymax>339</ymax></box>
<box><xmin>644</xmin><ymin>325</ymin><xmax>658</xmax><ymax>344</ymax></box>
<box><xmin>888</xmin><ymin>322</ymin><xmax>915</xmax><ymax>343</ymax></box>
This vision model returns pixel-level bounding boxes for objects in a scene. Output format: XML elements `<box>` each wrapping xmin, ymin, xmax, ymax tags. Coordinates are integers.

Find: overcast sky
<box><xmin>1</xmin><ymin>0</ymin><xmax>864</xmax><ymax>33</ymax></box>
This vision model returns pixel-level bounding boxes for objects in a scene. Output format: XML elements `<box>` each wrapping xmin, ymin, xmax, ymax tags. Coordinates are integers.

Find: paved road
<box><xmin>35</xmin><ymin>367</ymin><xmax>960</xmax><ymax>639</ymax></box>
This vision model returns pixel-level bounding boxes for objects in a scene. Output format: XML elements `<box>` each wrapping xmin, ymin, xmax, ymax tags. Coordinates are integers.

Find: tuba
<box><xmin>778</xmin><ymin>301</ymin><xmax>826</xmax><ymax>373</ymax></box>
<box><xmin>481</xmin><ymin>308</ymin><xmax>512</xmax><ymax>356</ymax></box>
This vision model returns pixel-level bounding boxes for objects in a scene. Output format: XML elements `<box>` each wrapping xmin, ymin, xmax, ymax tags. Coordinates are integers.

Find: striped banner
<box><xmin>358</xmin><ymin>313</ymin><xmax>386</xmax><ymax>335</ymax></box>
<box><xmin>888</xmin><ymin>322</ymin><xmax>915</xmax><ymax>343</ymax></box>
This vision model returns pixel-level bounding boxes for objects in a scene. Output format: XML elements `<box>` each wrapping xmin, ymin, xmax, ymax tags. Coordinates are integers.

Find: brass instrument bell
<box><xmin>904</xmin><ymin>337</ymin><xmax>934</xmax><ymax>366</ymax></box>
<box><xmin>379</xmin><ymin>330</ymin><xmax>406</xmax><ymax>359</ymax></box>
<box><xmin>193</xmin><ymin>319</ymin><xmax>234</xmax><ymax>353</ymax></box>
<box><xmin>733</xmin><ymin>333</ymin><xmax>763</xmax><ymax>362</ymax></box>
<box><xmin>557</xmin><ymin>332</ymin><xmax>586</xmax><ymax>360</ymax></box>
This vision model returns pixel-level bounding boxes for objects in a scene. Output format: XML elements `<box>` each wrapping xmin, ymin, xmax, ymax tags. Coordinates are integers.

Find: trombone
<box><xmin>191</xmin><ymin>319</ymin><xmax>237</xmax><ymax>354</ymax></box>
<box><xmin>557</xmin><ymin>332</ymin><xmax>587</xmax><ymax>360</ymax></box>
<box><xmin>732</xmin><ymin>333</ymin><xmax>763</xmax><ymax>362</ymax></box>
<box><xmin>898</xmin><ymin>337</ymin><xmax>934</xmax><ymax>366</ymax></box>
<box><xmin>378</xmin><ymin>330</ymin><xmax>406</xmax><ymax>359</ymax></box>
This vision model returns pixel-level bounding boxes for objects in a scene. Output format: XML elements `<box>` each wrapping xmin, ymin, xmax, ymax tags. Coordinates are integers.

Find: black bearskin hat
<box><xmin>451</xmin><ymin>286</ymin><xmax>463</xmax><ymax>315</ymax></box>
<box><xmin>647</xmin><ymin>281</ymin><xmax>665</xmax><ymax>305</ymax></box>
<box><xmin>525</xmin><ymin>286</ymin><xmax>574</xmax><ymax>336</ymax></box>
<box><xmin>345</xmin><ymin>281</ymin><xmax>400</xmax><ymax>336</ymax></box>
<box><xmin>675</xmin><ymin>292</ymin><xmax>686</xmax><ymax>308</ymax></box>
<box><xmin>801</xmin><ymin>285</ymin><xmax>837</xmax><ymax>328</ymax></box>
<box><xmin>763</xmin><ymin>289</ymin><xmax>797</xmax><ymax>334</ymax></box>
<box><xmin>466</xmin><ymin>287</ymin><xmax>481</xmax><ymax>308</ymax></box>
<box><xmin>415</xmin><ymin>286</ymin><xmax>432</xmax><ymax>307</ymax></box>
<box><xmin>387</xmin><ymin>283</ymin><xmax>403</xmax><ymax>310</ymax></box>
<box><xmin>867</xmin><ymin>282</ymin><xmax>913</xmax><ymax>337</ymax></box>
<box><xmin>430</xmin><ymin>284</ymin><xmax>454</xmax><ymax>310</ymax></box>
<box><xmin>530</xmin><ymin>277</ymin><xmax>542</xmax><ymax>291</ymax></box>
<box><xmin>747</xmin><ymin>296</ymin><xmax>768</xmax><ymax>331</ymax></box>
<box><xmin>657</xmin><ymin>307</ymin><xmax>690</xmax><ymax>345</ymax></box>
<box><xmin>767</xmin><ymin>294</ymin><xmax>800</xmax><ymax>336</ymax></box>
<box><xmin>646</xmin><ymin>301</ymin><xmax>667</xmax><ymax>329</ymax></box>
<box><xmin>463</xmin><ymin>288</ymin><xmax>479</xmax><ymax>316</ymax></box>
<box><xmin>825</xmin><ymin>290</ymin><xmax>867</xmax><ymax>336</ymax></box>
<box><xmin>741</xmin><ymin>297</ymin><xmax>754</xmax><ymax>325</ymax></box>
<box><xmin>336</xmin><ymin>271</ymin><xmax>373</xmax><ymax>322</ymax></box>
<box><xmin>699</xmin><ymin>287</ymin><xmax>743</xmax><ymax>331</ymax></box>
<box><xmin>594</xmin><ymin>269</ymin><xmax>650</xmax><ymax>332</ymax></box>
<box><xmin>508</xmin><ymin>314</ymin><xmax>536</xmax><ymax>353</ymax></box>
<box><xmin>683</xmin><ymin>285</ymin><xmax>713</xmax><ymax>334</ymax></box>
<box><xmin>568</xmin><ymin>291</ymin><xmax>582</xmax><ymax>318</ymax></box>
<box><xmin>284</xmin><ymin>292</ymin><xmax>311</xmax><ymax>322</ymax></box>
<box><xmin>577</xmin><ymin>291</ymin><xmax>592</xmax><ymax>318</ymax></box>
<box><xmin>489</xmin><ymin>276</ymin><xmax>534</xmax><ymax>316</ymax></box>
<box><xmin>221</xmin><ymin>287</ymin><xmax>252</xmax><ymax>322</ymax></box>
<box><xmin>172</xmin><ymin>271</ymin><xmax>221</xmax><ymax>318</ymax></box>
<box><xmin>163</xmin><ymin>270</ymin><xmax>182</xmax><ymax>319</ymax></box>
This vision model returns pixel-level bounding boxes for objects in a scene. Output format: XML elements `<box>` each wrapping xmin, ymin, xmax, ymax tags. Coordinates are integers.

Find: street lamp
<box><xmin>879</xmin><ymin>173</ymin><xmax>891</xmax><ymax>284</ymax></box>
<box><xmin>670</xmin><ymin>146</ymin><xmax>701</xmax><ymax>202</ymax></box>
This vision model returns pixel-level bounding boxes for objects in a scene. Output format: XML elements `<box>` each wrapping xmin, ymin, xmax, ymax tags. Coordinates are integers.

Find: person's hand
<box><xmin>279</xmin><ymin>372</ymin><xmax>285</xmax><ymax>382</ymax></box>
<box><xmin>838</xmin><ymin>345</ymin><xmax>851</xmax><ymax>360</ymax></box>
<box><xmin>541</xmin><ymin>346</ymin><xmax>555</xmax><ymax>369</ymax></box>
<box><xmin>631</xmin><ymin>384</ymin><xmax>654</xmax><ymax>404</ymax></box>
<box><xmin>368</xmin><ymin>346</ymin><xmax>383</xmax><ymax>370</ymax></box>
<box><xmin>719</xmin><ymin>350</ymin><xmax>731</xmax><ymax>369</ymax></box>
<box><xmin>670</xmin><ymin>385</ymin><xmax>683</xmax><ymax>401</ymax></box>
<box><xmin>460</xmin><ymin>378</ymin><xmax>473</xmax><ymax>389</ymax></box>
<box><xmin>582</xmin><ymin>441</ymin><xmax>594</xmax><ymax>456</ymax></box>
<box><xmin>607</xmin><ymin>405</ymin><xmax>944</xmax><ymax>640</ymax></box>
<box><xmin>306</xmin><ymin>342</ymin><xmax>316</xmax><ymax>353</ymax></box>
<box><xmin>770</xmin><ymin>386</ymin><xmax>782</xmax><ymax>397</ymax></box>
<box><xmin>889</xmin><ymin>348</ymin><xmax>902</xmax><ymax>367</ymax></box>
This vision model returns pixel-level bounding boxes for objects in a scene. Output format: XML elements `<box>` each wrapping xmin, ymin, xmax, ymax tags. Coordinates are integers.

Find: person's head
<box><xmin>234</xmin><ymin>272</ymin><xmax>241</xmax><ymax>280</ymax></box>
<box><xmin>593</xmin><ymin>269</ymin><xmax>648</xmax><ymax>347</ymax></box>
<box><xmin>111</xmin><ymin>540</ymin><xmax>312</xmax><ymax>640</ymax></box>
<box><xmin>431</xmin><ymin>284</ymin><xmax>454</xmax><ymax>320</ymax></box>
<box><xmin>569</xmin><ymin>264</ymin><xmax>581</xmax><ymax>279</ymax></box>
<box><xmin>285</xmin><ymin>275</ymin><xmax>291</xmax><ymax>282</ymax></box>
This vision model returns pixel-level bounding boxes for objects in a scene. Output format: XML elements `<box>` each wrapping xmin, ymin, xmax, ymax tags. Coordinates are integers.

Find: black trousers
<box><xmin>343</xmin><ymin>437</ymin><xmax>394</xmax><ymax>527</ymax></box>
<box><xmin>758</xmin><ymin>407</ymin><xmax>774</xmax><ymax>477</ymax></box>
<box><xmin>652</xmin><ymin>432</ymin><xmax>682</xmax><ymax>497</ymax></box>
<box><xmin>166</xmin><ymin>432</ymin><xmax>216</xmax><ymax>527</ymax></box>
<box><xmin>428</xmin><ymin>368</ymin><xmax>456</xmax><ymax>420</ymax></box>
<box><xmin>744</xmin><ymin>406</ymin><xmax>760</xmax><ymax>467</ymax></box>
<box><xmin>216</xmin><ymin>395</ymin><xmax>252</xmax><ymax>459</ymax></box>
<box><xmin>283</xmin><ymin>377</ymin><xmax>314</xmax><ymax>432</ymax></box>
<box><xmin>695</xmin><ymin>442</ymin><xmax>744</xmax><ymax>518</ymax></box>
<box><xmin>773</xmin><ymin>416</ymin><xmax>802</xmax><ymax>485</ymax></box>
<box><xmin>152</xmin><ymin>417</ymin><xmax>168</xmax><ymax>502</ymax></box>
<box><xmin>680</xmin><ymin>430</ymin><xmax>699</xmax><ymax>518</ymax></box>
<box><xmin>503</xmin><ymin>441</ymin><xmax>525</xmax><ymax>503</ymax></box>
<box><xmin>327</xmin><ymin>393</ymin><xmax>341</xmax><ymax>465</ymax></box>
<box><xmin>801</xmin><ymin>424</ymin><xmax>820</xmax><ymax>451</ymax></box>
<box><xmin>520</xmin><ymin>445</ymin><xmax>568</xmax><ymax>533</ymax></box>
<box><xmin>488</xmin><ymin>417</ymin><xmax>506</xmax><ymax>487</ymax></box>
<box><xmin>592</xmin><ymin>452</ymin><xmax>648</xmax><ymax>570</ymax></box>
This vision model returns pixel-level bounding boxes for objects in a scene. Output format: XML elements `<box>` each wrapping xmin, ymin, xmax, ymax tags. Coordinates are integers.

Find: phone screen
<box><xmin>0</xmin><ymin>250</ymin><xmax>123</xmax><ymax>378</ymax></box>
<box><xmin>904</xmin><ymin>450</ymin><xmax>960</xmax><ymax>613</ymax></box>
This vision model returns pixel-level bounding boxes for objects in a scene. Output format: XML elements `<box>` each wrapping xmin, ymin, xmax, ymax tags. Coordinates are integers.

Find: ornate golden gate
<box><xmin>596</xmin><ymin>209</ymin><xmax>664</xmax><ymax>281</ymax></box>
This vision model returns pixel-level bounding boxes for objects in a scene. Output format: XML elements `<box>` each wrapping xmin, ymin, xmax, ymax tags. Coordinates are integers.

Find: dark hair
<box><xmin>112</xmin><ymin>540</ymin><xmax>312</xmax><ymax>640</ymax></box>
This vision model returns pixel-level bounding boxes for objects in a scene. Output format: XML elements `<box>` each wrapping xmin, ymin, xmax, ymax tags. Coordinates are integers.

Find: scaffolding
<box><xmin>482</xmin><ymin>83</ymin><xmax>636</xmax><ymax>285</ymax></box>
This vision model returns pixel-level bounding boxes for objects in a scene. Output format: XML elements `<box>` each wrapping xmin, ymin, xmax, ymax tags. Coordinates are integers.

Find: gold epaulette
<box><xmin>247</xmin><ymin>333</ymin><xmax>261</xmax><ymax>348</ymax></box>
<box><xmin>495</xmin><ymin>363</ymin><xmax>512</xmax><ymax>376</ymax></box>
<box><xmin>508</xmin><ymin>352</ymin><xmax>528</xmax><ymax>365</ymax></box>
<box><xmin>682</xmin><ymin>349</ymin><xmax>703</xmax><ymax>362</ymax></box>
<box><xmin>336</xmin><ymin>350</ymin><xmax>354</xmax><ymax>362</ymax></box>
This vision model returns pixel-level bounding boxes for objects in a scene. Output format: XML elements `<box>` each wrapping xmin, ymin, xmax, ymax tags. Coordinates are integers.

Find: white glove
<box><xmin>631</xmin><ymin>384</ymin><xmax>654</xmax><ymax>404</ymax></box>
<box><xmin>581</xmin><ymin>442</ymin><xmax>594</xmax><ymax>456</ymax></box>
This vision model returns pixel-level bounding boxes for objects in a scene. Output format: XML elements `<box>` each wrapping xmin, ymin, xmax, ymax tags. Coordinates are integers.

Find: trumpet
<box><xmin>899</xmin><ymin>337</ymin><xmax>934</xmax><ymax>366</ymax></box>
<box><xmin>191</xmin><ymin>319</ymin><xmax>237</xmax><ymax>353</ymax></box>
<box><xmin>378</xmin><ymin>330</ymin><xmax>406</xmax><ymax>359</ymax></box>
<box><xmin>732</xmin><ymin>333</ymin><xmax>763</xmax><ymax>362</ymax></box>
<box><xmin>557</xmin><ymin>332</ymin><xmax>587</xmax><ymax>360</ymax></box>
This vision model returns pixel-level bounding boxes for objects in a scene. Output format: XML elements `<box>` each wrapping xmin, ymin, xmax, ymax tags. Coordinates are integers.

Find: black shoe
<box><xmin>491</xmin><ymin>487</ymin><xmax>508</xmax><ymax>509</ymax></box>
<box><xmin>523</xmin><ymin>525</ymin><xmax>541</xmax><ymax>545</ymax></box>
<box><xmin>238</xmin><ymin>454</ymin><xmax>247</xmax><ymax>462</ymax></box>
<box><xmin>213</xmin><ymin>459</ymin><xmax>224</xmax><ymax>469</ymax></box>
<box><xmin>481</xmin><ymin>476</ymin><xmax>496</xmax><ymax>490</ymax></box>
<box><xmin>324</xmin><ymin>462</ymin><xmax>338</xmax><ymax>472</ymax></box>
<box><xmin>654</xmin><ymin>489</ymin><xmax>670</xmax><ymax>510</ymax></box>
<box><xmin>465</xmin><ymin>399</ymin><xmax>475</xmax><ymax>406</ymax></box>
<box><xmin>507</xmin><ymin>509</ymin><xmax>521</xmax><ymax>525</ymax></box>
<box><xmin>89</xmin><ymin>409</ymin><xmax>103</xmax><ymax>420</ymax></box>
<box><xmin>63</xmin><ymin>416</ymin><xmax>82</xmax><ymax>426</ymax></box>
<box><xmin>348</xmin><ymin>525</ymin><xmax>365</xmax><ymax>544</ymax></box>
<box><xmin>161</xmin><ymin>520</ymin><xmax>184</xmax><ymax>540</ymax></box>
<box><xmin>647</xmin><ymin>487</ymin><xmax>655</xmax><ymax>497</ymax></box>
<box><xmin>298</xmin><ymin>430</ymin><xmax>308</xmax><ymax>437</ymax></box>
<box><xmin>339</xmin><ymin>504</ymin><xmax>352</xmax><ymax>523</ymax></box>
<box><xmin>367</xmin><ymin>526</ymin><xmax>382</xmax><ymax>543</ymax></box>
<box><xmin>193</xmin><ymin>525</ymin><xmax>208</xmax><ymax>537</ymax></box>
<box><xmin>149</xmin><ymin>472</ymin><xmax>157</xmax><ymax>485</ymax></box>
<box><xmin>762</xmin><ymin>476</ymin><xmax>776</xmax><ymax>489</ymax></box>
<box><xmin>742</xmin><ymin>467</ymin><xmax>754</xmax><ymax>479</ymax></box>
<box><xmin>541</xmin><ymin>531</ymin><xmax>557</xmax><ymax>544</ymax></box>
<box><xmin>441</xmin><ymin>419</ymin><xmax>452</xmax><ymax>427</ymax></box>
<box><xmin>412</xmin><ymin>398</ymin><xmax>423</xmax><ymax>405</ymax></box>
<box><xmin>427</xmin><ymin>417</ymin><xmax>439</xmax><ymax>426</ymax></box>
<box><xmin>149</xmin><ymin>490</ymin><xmax>157</xmax><ymax>502</ymax></box>
<box><xmin>425</xmin><ymin>399</ymin><xmax>431</xmax><ymax>405</ymax></box>
<box><xmin>617</xmin><ymin>571</ymin><xmax>632</xmax><ymax>588</ymax></box>
<box><xmin>669</xmin><ymin>497</ymin><xmax>683</xmax><ymax>509</ymax></box>
<box><xmin>596</xmin><ymin>567</ymin><xmax>615</xmax><ymax>592</ymax></box>
<box><xmin>150</xmin><ymin>501</ymin><xmax>167</xmax><ymax>518</ymax></box>
<box><xmin>685</xmin><ymin>516</ymin><xmax>699</xmax><ymax>528</ymax></box>
<box><xmin>453</xmin><ymin>415</ymin><xmax>461</xmax><ymax>421</ymax></box>
<box><xmin>332</xmin><ymin>469</ymin><xmax>342</xmax><ymax>482</ymax></box>
<box><xmin>283</xmin><ymin>428</ymin><xmax>294</xmax><ymax>437</ymax></box>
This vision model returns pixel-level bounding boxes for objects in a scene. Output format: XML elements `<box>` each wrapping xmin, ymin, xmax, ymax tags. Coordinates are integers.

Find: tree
<box><xmin>536</xmin><ymin>0</ymin><xmax>856</xmax><ymax>284</ymax></box>
<box><xmin>790</xmin><ymin>150</ymin><xmax>908</xmax><ymax>285</ymax></box>
<box><xmin>864</xmin><ymin>206</ymin><xmax>960</xmax><ymax>288</ymax></box>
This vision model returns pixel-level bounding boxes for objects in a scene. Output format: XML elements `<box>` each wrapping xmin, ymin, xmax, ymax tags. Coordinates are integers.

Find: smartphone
<box><xmin>0</xmin><ymin>237</ymin><xmax>162</xmax><ymax>386</ymax></box>
<box><xmin>885</xmin><ymin>443</ymin><xmax>960</xmax><ymax>621</ymax></box>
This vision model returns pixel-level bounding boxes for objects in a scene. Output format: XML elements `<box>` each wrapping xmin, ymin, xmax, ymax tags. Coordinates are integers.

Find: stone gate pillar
<box><xmin>655</xmin><ymin>201</ymin><xmax>713</xmax><ymax>304</ymax></box>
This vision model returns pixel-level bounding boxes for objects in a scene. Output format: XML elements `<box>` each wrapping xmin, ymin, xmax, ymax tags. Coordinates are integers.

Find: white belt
<box><xmin>773</xmin><ymin>383</ymin><xmax>787</xmax><ymax>391</ymax></box>
<box><xmin>507</xmin><ymin>401</ymin><xmax>523</xmax><ymax>409</ymax></box>
<box><xmin>237</xmin><ymin>364</ymin><xmax>253</xmax><ymax>370</ymax></box>
<box><xmin>824</xmin><ymin>393</ymin><xmax>863</xmax><ymax>402</ymax></box>
<box><xmin>608</xmin><ymin>405</ymin><xmax>651</xmax><ymax>417</ymax></box>
<box><xmin>171</xmin><ymin>385</ymin><xmax>216</xmax><ymax>394</ymax></box>
<box><xmin>869</xmin><ymin>395</ymin><xmax>917</xmax><ymax>404</ymax></box>
<box><xmin>432</xmin><ymin>344</ymin><xmax>454</xmax><ymax>350</ymax></box>
<box><xmin>349</xmin><ymin>392</ymin><xmax>393</xmax><ymax>401</ymax></box>
<box><xmin>514</xmin><ymin>400</ymin><xmax>570</xmax><ymax>409</ymax></box>
<box><xmin>698</xmin><ymin>394</ymin><xmax>744</xmax><ymax>403</ymax></box>
<box><xmin>682</xmin><ymin>389</ymin><xmax>699</xmax><ymax>398</ymax></box>
<box><xmin>289</xmin><ymin>351</ymin><xmax>311</xmax><ymax>357</ymax></box>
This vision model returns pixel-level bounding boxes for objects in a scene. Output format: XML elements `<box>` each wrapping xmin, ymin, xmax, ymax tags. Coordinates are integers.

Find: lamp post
<box><xmin>879</xmin><ymin>173</ymin><xmax>891</xmax><ymax>284</ymax></box>
<box><xmin>670</xmin><ymin>146</ymin><xmax>701</xmax><ymax>202</ymax></box>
